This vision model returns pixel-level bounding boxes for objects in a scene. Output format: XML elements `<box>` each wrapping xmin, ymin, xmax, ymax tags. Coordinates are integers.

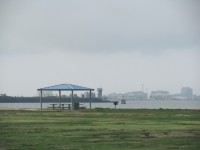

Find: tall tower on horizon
<box><xmin>97</xmin><ymin>88</ymin><xmax>103</xmax><ymax>99</ymax></box>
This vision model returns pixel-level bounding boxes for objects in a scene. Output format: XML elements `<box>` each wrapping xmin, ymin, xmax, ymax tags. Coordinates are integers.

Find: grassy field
<box><xmin>0</xmin><ymin>109</ymin><xmax>200</xmax><ymax>150</ymax></box>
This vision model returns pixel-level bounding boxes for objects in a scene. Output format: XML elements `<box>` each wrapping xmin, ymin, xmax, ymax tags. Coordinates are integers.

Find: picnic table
<box><xmin>48</xmin><ymin>103</ymin><xmax>84</xmax><ymax>110</ymax></box>
<box><xmin>48</xmin><ymin>104</ymin><xmax>72</xmax><ymax>110</ymax></box>
<box><xmin>49</xmin><ymin>104</ymin><xmax>57</xmax><ymax>110</ymax></box>
<box><xmin>60</xmin><ymin>104</ymin><xmax>71</xmax><ymax>110</ymax></box>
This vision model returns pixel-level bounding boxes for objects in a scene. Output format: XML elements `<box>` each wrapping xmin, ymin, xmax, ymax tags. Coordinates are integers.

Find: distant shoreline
<box><xmin>0</xmin><ymin>95</ymin><xmax>110</xmax><ymax>103</ymax></box>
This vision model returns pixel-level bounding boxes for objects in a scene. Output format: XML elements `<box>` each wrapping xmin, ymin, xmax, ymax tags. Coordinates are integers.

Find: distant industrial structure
<box><xmin>105</xmin><ymin>86</ymin><xmax>196</xmax><ymax>101</ymax></box>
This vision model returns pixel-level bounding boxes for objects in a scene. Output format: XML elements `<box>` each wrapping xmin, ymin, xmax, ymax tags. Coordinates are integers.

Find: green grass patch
<box><xmin>0</xmin><ymin>109</ymin><xmax>200</xmax><ymax>150</ymax></box>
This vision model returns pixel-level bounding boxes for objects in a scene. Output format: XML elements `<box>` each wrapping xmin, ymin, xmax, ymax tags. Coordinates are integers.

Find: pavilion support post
<box><xmin>71</xmin><ymin>90</ymin><xmax>74</xmax><ymax>110</ymax></box>
<box><xmin>59</xmin><ymin>90</ymin><xmax>61</xmax><ymax>110</ymax></box>
<box><xmin>40</xmin><ymin>90</ymin><xmax>43</xmax><ymax>111</ymax></box>
<box><xmin>89</xmin><ymin>90</ymin><xmax>92</xmax><ymax>109</ymax></box>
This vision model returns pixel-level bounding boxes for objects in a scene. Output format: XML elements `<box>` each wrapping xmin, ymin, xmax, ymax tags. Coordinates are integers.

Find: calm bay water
<box><xmin>0</xmin><ymin>100</ymin><xmax>200</xmax><ymax>109</ymax></box>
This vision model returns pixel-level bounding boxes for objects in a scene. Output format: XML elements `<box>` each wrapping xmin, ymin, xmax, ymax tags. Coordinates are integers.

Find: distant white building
<box><xmin>181</xmin><ymin>87</ymin><xmax>193</xmax><ymax>98</ymax></box>
<box><xmin>171</xmin><ymin>96</ymin><xmax>188</xmax><ymax>100</ymax></box>
<box><xmin>150</xmin><ymin>91</ymin><xmax>170</xmax><ymax>100</ymax></box>
<box><xmin>106</xmin><ymin>93</ymin><xmax>124</xmax><ymax>101</ymax></box>
<box><xmin>106</xmin><ymin>91</ymin><xmax>147</xmax><ymax>101</ymax></box>
<box><xmin>124</xmin><ymin>91</ymin><xmax>147</xmax><ymax>100</ymax></box>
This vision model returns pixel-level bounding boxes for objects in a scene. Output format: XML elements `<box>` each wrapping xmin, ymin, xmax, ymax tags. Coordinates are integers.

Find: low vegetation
<box><xmin>0</xmin><ymin>109</ymin><xmax>200</xmax><ymax>150</ymax></box>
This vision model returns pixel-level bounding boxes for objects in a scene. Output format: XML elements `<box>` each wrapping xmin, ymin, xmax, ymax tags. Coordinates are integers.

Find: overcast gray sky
<box><xmin>0</xmin><ymin>0</ymin><xmax>200</xmax><ymax>96</ymax></box>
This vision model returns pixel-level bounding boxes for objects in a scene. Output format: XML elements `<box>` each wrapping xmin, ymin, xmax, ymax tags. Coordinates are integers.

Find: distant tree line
<box><xmin>0</xmin><ymin>96</ymin><xmax>108</xmax><ymax>103</ymax></box>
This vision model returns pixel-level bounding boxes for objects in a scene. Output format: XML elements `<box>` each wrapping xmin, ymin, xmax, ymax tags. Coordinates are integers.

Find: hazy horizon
<box><xmin>0</xmin><ymin>0</ymin><xmax>200</xmax><ymax>96</ymax></box>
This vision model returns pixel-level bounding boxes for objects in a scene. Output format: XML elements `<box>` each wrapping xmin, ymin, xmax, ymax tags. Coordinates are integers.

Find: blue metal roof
<box><xmin>37</xmin><ymin>83</ymin><xmax>94</xmax><ymax>91</ymax></box>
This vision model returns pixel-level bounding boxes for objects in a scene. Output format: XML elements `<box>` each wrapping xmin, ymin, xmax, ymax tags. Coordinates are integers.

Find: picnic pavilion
<box><xmin>37</xmin><ymin>83</ymin><xmax>94</xmax><ymax>110</ymax></box>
